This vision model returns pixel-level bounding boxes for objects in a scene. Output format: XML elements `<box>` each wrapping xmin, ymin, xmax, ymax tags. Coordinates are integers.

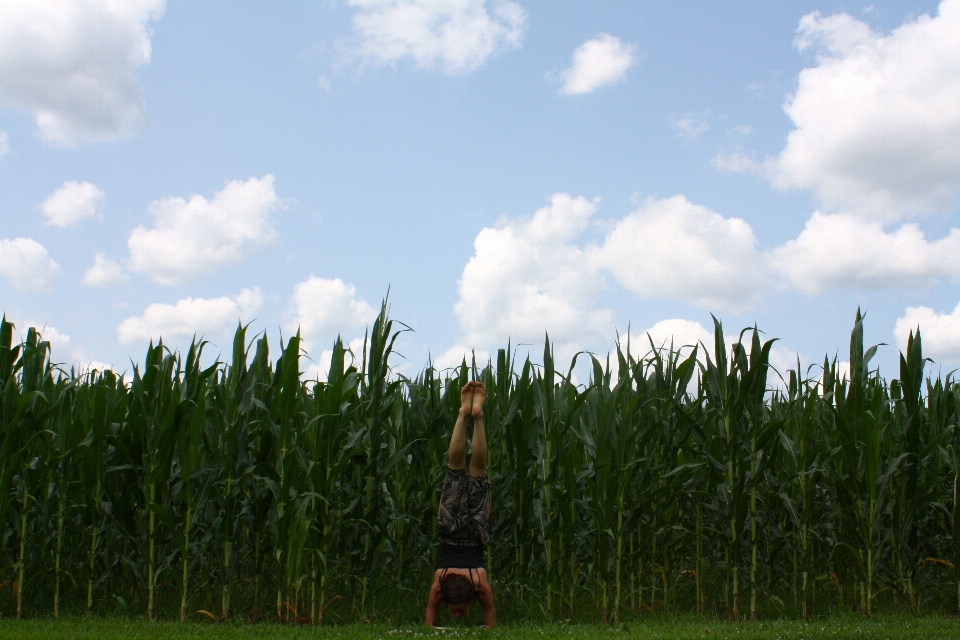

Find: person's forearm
<box><xmin>482</xmin><ymin>605</ymin><xmax>496</xmax><ymax>627</ymax></box>
<box><xmin>425</xmin><ymin>605</ymin><xmax>438</xmax><ymax>626</ymax></box>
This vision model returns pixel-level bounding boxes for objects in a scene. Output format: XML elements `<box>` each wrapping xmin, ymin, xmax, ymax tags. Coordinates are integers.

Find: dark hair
<box><xmin>440</xmin><ymin>574</ymin><xmax>476</xmax><ymax>605</ymax></box>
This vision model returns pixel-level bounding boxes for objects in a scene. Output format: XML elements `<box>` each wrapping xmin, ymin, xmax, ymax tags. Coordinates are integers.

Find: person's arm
<box><xmin>425</xmin><ymin>575</ymin><xmax>443</xmax><ymax>626</ymax></box>
<box><xmin>477</xmin><ymin>576</ymin><xmax>496</xmax><ymax>628</ymax></box>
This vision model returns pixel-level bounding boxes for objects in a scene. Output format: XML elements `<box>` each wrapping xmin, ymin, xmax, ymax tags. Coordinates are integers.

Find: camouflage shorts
<box><xmin>437</xmin><ymin>467</ymin><xmax>492</xmax><ymax>547</ymax></box>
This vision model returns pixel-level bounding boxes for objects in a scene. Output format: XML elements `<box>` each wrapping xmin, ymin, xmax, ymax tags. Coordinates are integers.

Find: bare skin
<box><xmin>426</xmin><ymin>381</ymin><xmax>495</xmax><ymax>627</ymax></box>
<box><xmin>425</xmin><ymin>567</ymin><xmax>496</xmax><ymax>627</ymax></box>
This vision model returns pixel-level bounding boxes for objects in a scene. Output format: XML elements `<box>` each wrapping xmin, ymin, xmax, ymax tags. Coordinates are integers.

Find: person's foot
<box><xmin>471</xmin><ymin>382</ymin><xmax>486</xmax><ymax>417</ymax></box>
<box><xmin>460</xmin><ymin>381</ymin><xmax>474</xmax><ymax>414</ymax></box>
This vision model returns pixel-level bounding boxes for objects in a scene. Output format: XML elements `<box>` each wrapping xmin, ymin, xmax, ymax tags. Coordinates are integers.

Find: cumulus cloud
<box><xmin>620</xmin><ymin>319</ymin><xmax>801</xmax><ymax>393</ymax></box>
<box><xmin>894</xmin><ymin>302</ymin><xmax>960</xmax><ymax>363</ymax></box>
<box><xmin>0</xmin><ymin>130</ymin><xmax>9</xmax><ymax>157</ymax></box>
<box><xmin>448</xmin><ymin>193</ymin><xmax>774</xmax><ymax>365</ymax></box>
<box><xmin>287</xmin><ymin>276</ymin><xmax>377</xmax><ymax>355</ymax></box>
<box><xmin>670</xmin><ymin>114</ymin><xmax>709</xmax><ymax>141</ymax></box>
<box><xmin>82</xmin><ymin>253</ymin><xmax>129</xmax><ymax>287</ymax></box>
<box><xmin>303</xmin><ymin>337</ymin><xmax>368</xmax><ymax>384</ymax></box>
<box><xmin>347</xmin><ymin>0</ymin><xmax>526</xmax><ymax>75</ymax></box>
<box><xmin>9</xmin><ymin>320</ymin><xmax>112</xmax><ymax>374</ymax></box>
<box><xmin>711</xmin><ymin>151</ymin><xmax>761</xmax><ymax>174</ymax></box>
<box><xmin>128</xmin><ymin>175</ymin><xmax>281</xmax><ymax>285</ymax></box>
<box><xmin>117</xmin><ymin>288</ymin><xmax>263</xmax><ymax>346</ymax></box>
<box><xmin>590</xmin><ymin>195</ymin><xmax>768</xmax><ymax>313</ymax></box>
<box><xmin>0</xmin><ymin>237</ymin><xmax>60</xmax><ymax>292</ymax></box>
<box><xmin>639</xmin><ymin>318</ymin><xmax>713</xmax><ymax>357</ymax></box>
<box><xmin>287</xmin><ymin>276</ymin><xmax>377</xmax><ymax>382</ymax></box>
<box><xmin>772</xmin><ymin>213</ymin><xmax>960</xmax><ymax>294</ymax></box>
<box><xmin>0</xmin><ymin>0</ymin><xmax>165</xmax><ymax>145</ymax></box>
<box><xmin>433</xmin><ymin>344</ymin><xmax>493</xmax><ymax>373</ymax></box>
<box><xmin>455</xmin><ymin>193</ymin><xmax>613</xmax><ymax>356</ymax></box>
<box><xmin>42</xmin><ymin>181</ymin><xmax>104</xmax><ymax>227</ymax></box>
<box><xmin>769</xmin><ymin>1</ymin><xmax>960</xmax><ymax>219</ymax></box>
<box><xmin>559</xmin><ymin>33</ymin><xmax>635</xmax><ymax>95</ymax></box>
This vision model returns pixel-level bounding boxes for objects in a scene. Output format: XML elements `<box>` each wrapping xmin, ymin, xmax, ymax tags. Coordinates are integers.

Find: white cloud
<box><xmin>128</xmin><ymin>175</ymin><xmax>281</xmax><ymax>285</ymax></box>
<box><xmin>11</xmin><ymin>320</ymin><xmax>112</xmax><ymax>374</ymax></box>
<box><xmin>29</xmin><ymin>323</ymin><xmax>72</xmax><ymax>353</ymax></box>
<box><xmin>0</xmin><ymin>130</ymin><xmax>9</xmax><ymax>157</ymax></box>
<box><xmin>303</xmin><ymin>337</ymin><xmax>367</xmax><ymax>383</ymax></box>
<box><xmin>117</xmin><ymin>288</ymin><xmax>263</xmax><ymax>346</ymax></box>
<box><xmin>626</xmin><ymin>319</ymin><xmax>793</xmax><ymax>394</ymax></box>
<box><xmin>639</xmin><ymin>318</ymin><xmax>713</xmax><ymax>358</ymax></box>
<box><xmin>433</xmin><ymin>344</ymin><xmax>492</xmax><ymax>373</ymax></box>
<box><xmin>559</xmin><ymin>33</ymin><xmax>635</xmax><ymax>95</ymax></box>
<box><xmin>42</xmin><ymin>181</ymin><xmax>104</xmax><ymax>227</ymax></box>
<box><xmin>670</xmin><ymin>114</ymin><xmax>709</xmax><ymax>141</ymax></box>
<box><xmin>590</xmin><ymin>195</ymin><xmax>768</xmax><ymax>313</ymax></box>
<box><xmin>287</xmin><ymin>276</ymin><xmax>377</xmax><ymax>358</ymax></box>
<box><xmin>766</xmin><ymin>345</ymin><xmax>813</xmax><ymax>389</ymax></box>
<box><xmin>287</xmin><ymin>278</ymin><xmax>378</xmax><ymax>383</ymax></box>
<box><xmin>711</xmin><ymin>151</ymin><xmax>761</xmax><ymax>174</ymax></box>
<box><xmin>455</xmin><ymin>193</ymin><xmax>613</xmax><ymax>357</ymax></box>
<box><xmin>772</xmin><ymin>212</ymin><xmax>960</xmax><ymax>294</ymax></box>
<box><xmin>894</xmin><ymin>301</ymin><xmax>960</xmax><ymax>362</ymax></box>
<box><xmin>0</xmin><ymin>237</ymin><xmax>60</xmax><ymax>292</ymax></box>
<box><xmin>347</xmin><ymin>0</ymin><xmax>526</xmax><ymax>75</ymax></box>
<box><xmin>770</xmin><ymin>1</ymin><xmax>960</xmax><ymax>219</ymax></box>
<box><xmin>77</xmin><ymin>360</ymin><xmax>114</xmax><ymax>375</ymax></box>
<box><xmin>0</xmin><ymin>0</ymin><xmax>165</xmax><ymax>145</ymax></box>
<box><xmin>82</xmin><ymin>253</ymin><xmax>129</xmax><ymax>287</ymax></box>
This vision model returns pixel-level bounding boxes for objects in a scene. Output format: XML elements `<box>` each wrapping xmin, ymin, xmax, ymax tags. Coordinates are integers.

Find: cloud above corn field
<box><xmin>9</xmin><ymin>321</ymin><xmax>109</xmax><ymax>373</ymax></box>
<box><xmin>767</xmin><ymin>1</ymin><xmax>960</xmax><ymax>220</ymax></box>
<box><xmin>116</xmin><ymin>288</ymin><xmax>263</xmax><ymax>347</ymax></box>
<box><xmin>0</xmin><ymin>0</ymin><xmax>165</xmax><ymax>145</ymax></box>
<box><xmin>287</xmin><ymin>276</ymin><xmax>377</xmax><ymax>360</ymax></box>
<box><xmin>894</xmin><ymin>301</ymin><xmax>960</xmax><ymax>362</ymax></box>
<box><xmin>41</xmin><ymin>181</ymin><xmax>104</xmax><ymax>228</ymax></box>
<box><xmin>4</xmin><ymin>2</ymin><xmax>960</xmax><ymax>378</ymax></box>
<box><xmin>451</xmin><ymin>193</ymin><xmax>773</xmax><ymax>362</ymax></box>
<box><xmin>454</xmin><ymin>193</ymin><xmax>612</xmax><ymax>356</ymax></box>
<box><xmin>128</xmin><ymin>176</ymin><xmax>282</xmax><ymax>286</ymax></box>
<box><xmin>344</xmin><ymin>0</ymin><xmax>527</xmax><ymax>74</ymax></box>
<box><xmin>639</xmin><ymin>319</ymin><xmax>713</xmax><ymax>358</ymax></box>
<box><xmin>558</xmin><ymin>33</ymin><xmax>636</xmax><ymax>95</ymax></box>
<box><xmin>0</xmin><ymin>238</ymin><xmax>60</xmax><ymax>293</ymax></box>
<box><xmin>591</xmin><ymin>196</ymin><xmax>768</xmax><ymax>313</ymax></box>
<box><xmin>772</xmin><ymin>213</ymin><xmax>960</xmax><ymax>294</ymax></box>
<box><xmin>82</xmin><ymin>253</ymin><xmax>129</xmax><ymax>288</ymax></box>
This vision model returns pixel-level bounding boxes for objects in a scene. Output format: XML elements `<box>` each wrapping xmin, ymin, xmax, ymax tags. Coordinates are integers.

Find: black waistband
<box><xmin>438</xmin><ymin>543</ymin><xmax>485</xmax><ymax>569</ymax></box>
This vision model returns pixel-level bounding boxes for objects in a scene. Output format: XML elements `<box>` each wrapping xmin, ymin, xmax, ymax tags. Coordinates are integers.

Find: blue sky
<box><xmin>2</xmin><ymin>0</ymin><xmax>959</xmax><ymax>383</ymax></box>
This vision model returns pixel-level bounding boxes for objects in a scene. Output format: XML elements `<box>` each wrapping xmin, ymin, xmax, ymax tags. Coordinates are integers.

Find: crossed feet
<box><xmin>460</xmin><ymin>381</ymin><xmax>486</xmax><ymax>417</ymax></box>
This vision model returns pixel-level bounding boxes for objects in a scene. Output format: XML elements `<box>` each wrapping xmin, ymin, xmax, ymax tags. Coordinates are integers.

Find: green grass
<box><xmin>0</xmin><ymin>617</ymin><xmax>958</xmax><ymax>640</ymax></box>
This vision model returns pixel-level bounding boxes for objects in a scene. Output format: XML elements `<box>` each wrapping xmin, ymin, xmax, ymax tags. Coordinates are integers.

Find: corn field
<box><xmin>1</xmin><ymin>306</ymin><xmax>958</xmax><ymax>623</ymax></box>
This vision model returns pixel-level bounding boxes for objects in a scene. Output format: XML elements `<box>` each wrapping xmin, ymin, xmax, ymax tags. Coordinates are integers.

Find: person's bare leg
<box><xmin>469</xmin><ymin>383</ymin><xmax>487</xmax><ymax>477</ymax></box>
<box><xmin>448</xmin><ymin>382</ymin><xmax>474</xmax><ymax>470</ymax></box>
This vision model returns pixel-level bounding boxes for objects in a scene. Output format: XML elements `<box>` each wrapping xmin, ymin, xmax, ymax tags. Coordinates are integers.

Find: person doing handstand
<box><xmin>424</xmin><ymin>381</ymin><xmax>496</xmax><ymax>627</ymax></box>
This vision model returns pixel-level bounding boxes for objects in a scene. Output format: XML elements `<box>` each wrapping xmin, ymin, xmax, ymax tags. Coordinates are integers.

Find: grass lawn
<box><xmin>0</xmin><ymin>616</ymin><xmax>957</xmax><ymax>640</ymax></box>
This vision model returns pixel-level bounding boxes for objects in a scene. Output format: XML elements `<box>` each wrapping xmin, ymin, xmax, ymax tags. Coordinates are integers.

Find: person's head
<box><xmin>441</xmin><ymin>574</ymin><xmax>475</xmax><ymax>619</ymax></box>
